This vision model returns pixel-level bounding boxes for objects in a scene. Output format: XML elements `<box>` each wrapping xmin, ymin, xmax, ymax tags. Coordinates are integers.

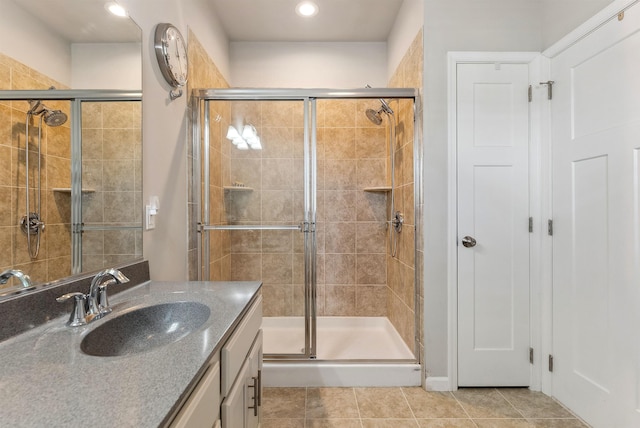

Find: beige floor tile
<box><xmin>498</xmin><ymin>389</ymin><xmax>573</xmax><ymax>419</ymax></box>
<box><xmin>361</xmin><ymin>418</ymin><xmax>420</xmax><ymax>427</ymax></box>
<box><xmin>417</xmin><ymin>420</ymin><xmax>477</xmax><ymax>428</ymax></box>
<box><xmin>402</xmin><ymin>388</ymin><xmax>468</xmax><ymax>419</ymax></box>
<box><xmin>262</xmin><ymin>418</ymin><xmax>305</xmax><ymax>428</ymax></box>
<box><xmin>355</xmin><ymin>387</ymin><xmax>414</xmax><ymax>418</ymax></box>
<box><xmin>306</xmin><ymin>419</ymin><xmax>362</xmax><ymax>428</ymax></box>
<box><xmin>527</xmin><ymin>419</ymin><xmax>589</xmax><ymax>427</ymax></box>
<box><xmin>262</xmin><ymin>387</ymin><xmax>307</xmax><ymax>419</ymax></box>
<box><xmin>453</xmin><ymin>388</ymin><xmax>523</xmax><ymax>419</ymax></box>
<box><xmin>307</xmin><ymin>387</ymin><xmax>360</xmax><ymax>419</ymax></box>
<box><xmin>474</xmin><ymin>419</ymin><xmax>534</xmax><ymax>428</ymax></box>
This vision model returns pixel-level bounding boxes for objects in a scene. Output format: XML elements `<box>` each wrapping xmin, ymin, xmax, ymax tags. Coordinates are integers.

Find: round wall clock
<box><xmin>154</xmin><ymin>23</ymin><xmax>188</xmax><ymax>100</ymax></box>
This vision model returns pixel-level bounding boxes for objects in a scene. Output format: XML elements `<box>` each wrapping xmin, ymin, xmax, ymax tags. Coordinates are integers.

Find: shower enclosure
<box><xmin>0</xmin><ymin>89</ymin><xmax>142</xmax><ymax>286</ymax></box>
<box><xmin>192</xmin><ymin>88</ymin><xmax>420</xmax><ymax>381</ymax></box>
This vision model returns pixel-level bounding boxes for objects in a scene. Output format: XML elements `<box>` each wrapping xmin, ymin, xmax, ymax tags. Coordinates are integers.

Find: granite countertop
<box><xmin>0</xmin><ymin>280</ymin><xmax>262</xmax><ymax>427</ymax></box>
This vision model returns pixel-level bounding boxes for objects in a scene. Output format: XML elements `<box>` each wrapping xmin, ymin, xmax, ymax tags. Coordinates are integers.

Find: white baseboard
<box><xmin>263</xmin><ymin>362</ymin><xmax>422</xmax><ymax>387</ymax></box>
<box><xmin>425</xmin><ymin>376</ymin><xmax>452</xmax><ymax>391</ymax></box>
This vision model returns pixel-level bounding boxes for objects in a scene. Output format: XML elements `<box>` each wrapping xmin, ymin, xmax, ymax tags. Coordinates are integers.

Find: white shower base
<box><xmin>262</xmin><ymin>316</ymin><xmax>421</xmax><ymax>387</ymax></box>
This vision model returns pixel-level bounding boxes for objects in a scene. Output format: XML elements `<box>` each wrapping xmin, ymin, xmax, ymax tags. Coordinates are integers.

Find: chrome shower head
<box><xmin>364</xmin><ymin>84</ymin><xmax>394</xmax><ymax>123</ymax></box>
<box><xmin>366</xmin><ymin>108</ymin><xmax>383</xmax><ymax>126</ymax></box>
<box><xmin>43</xmin><ymin>109</ymin><xmax>67</xmax><ymax>127</ymax></box>
<box><xmin>26</xmin><ymin>100</ymin><xmax>67</xmax><ymax>126</ymax></box>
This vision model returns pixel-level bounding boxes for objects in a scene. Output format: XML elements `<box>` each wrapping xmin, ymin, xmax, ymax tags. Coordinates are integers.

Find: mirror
<box><xmin>0</xmin><ymin>0</ymin><xmax>142</xmax><ymax>293</ymax></box>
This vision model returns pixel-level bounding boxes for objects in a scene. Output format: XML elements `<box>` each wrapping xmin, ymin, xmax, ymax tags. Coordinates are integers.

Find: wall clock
<box><xmin>154</xmin><ymin>23</ymin><xmax>188</xmax><ymax>100</ymax></box>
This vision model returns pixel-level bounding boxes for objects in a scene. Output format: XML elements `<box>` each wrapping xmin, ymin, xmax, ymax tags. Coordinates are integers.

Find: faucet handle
<box><xmin>97</xmin><ymin>279</ymin><xmax>117</xmax><ymax>315</ymax></box>
<box><xmin>56</xmin><ymin>292</ymin><xmax>88</xmax><ymax>327</ymax></box>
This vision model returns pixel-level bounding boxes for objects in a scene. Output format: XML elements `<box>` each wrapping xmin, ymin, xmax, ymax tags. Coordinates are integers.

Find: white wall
<box><xmin>119</xmin><ymin>0</ymin><xmax>229</xmax><ymax>281</ymax></box>
<box><xmin>541</xmin><ymin>0</ymin><xmax>615</xmax><ymax>48</ymax></box>
<box><xmin>0</xmin><ymin>0</ymin><xmax>71</xmax><ymax>85</ymax></box>
<box><xmin>422</xmin><ymin>0</ymin><xmax>542</xmax><ymax>379</ymax></box>
<box><xmin>387</xmin><ymin>0</ymin><xmax>424</xmax><ymax>80</ymax></box>
<box><xmin>71</xmin><ymin>43</ymin><xmax>142</xmax><ymax>89</ymax></box>
<box><xmin>230</xmin><ymin>42</ymin><xmax>387</xmax><ymax>88</ymax></box>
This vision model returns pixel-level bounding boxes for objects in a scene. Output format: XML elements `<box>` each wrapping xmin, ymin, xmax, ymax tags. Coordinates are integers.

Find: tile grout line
<box><xmin>303</xmin><ymin>386</ymin><xmax>308</xmax><ymax>428</ymax></box>
<box><xmin>398</xmin><ymin>386</ymin><xmax>419</xmax><ymax>426</ymax></box>
<box><xmin>448</xmin><ymin>389</ymin><xmax>480</xmax><ymax>428</ymax></box>
<box><xmin>495</xmin><ymin>388</ymin><xmax>527</xmax><ymax>420</ymax></box>
<box><xmin>352</xmin><ymin>387</ymin><xmax>364</xmax><ymax>428</ymax></box>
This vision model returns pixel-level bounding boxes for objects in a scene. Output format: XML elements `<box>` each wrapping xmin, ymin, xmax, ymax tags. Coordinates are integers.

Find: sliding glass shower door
<box><xmin>194</xmin><ymin>88</ymin><xmax>421</xmax><ymax>362</ymax></box>
<box><xmin>194</xmin><ymin>93</ymin><xmax>317</xmax><ymax>358</ymax></box>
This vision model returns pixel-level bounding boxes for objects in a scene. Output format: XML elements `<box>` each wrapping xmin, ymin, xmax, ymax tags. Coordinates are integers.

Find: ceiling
<box><xmin>15</xmin><ymin>0</ymin><xmax>141</xmax><ymax>43</ymax></box>
<box><xmin>13</xmin><ymin>0</ymin><xmax>402</xmax><ymax>44</ymax></box>
<box><xmin>209</xmin><ymin>0</ymin><xmax>405</xmax><ymax>42</ymax></box>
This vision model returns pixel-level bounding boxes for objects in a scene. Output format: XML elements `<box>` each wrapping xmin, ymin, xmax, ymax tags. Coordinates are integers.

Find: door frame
<box><xmin>446</xmin><ymin>52</ymin><xmax>546</xmax><ymax>391</ymax></box>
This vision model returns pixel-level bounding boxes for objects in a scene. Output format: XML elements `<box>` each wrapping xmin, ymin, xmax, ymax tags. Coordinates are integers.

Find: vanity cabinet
<box><xmin>168</xmin><ymin>295</ymin><xmax>262</xmax><ymax>428</ymax></box>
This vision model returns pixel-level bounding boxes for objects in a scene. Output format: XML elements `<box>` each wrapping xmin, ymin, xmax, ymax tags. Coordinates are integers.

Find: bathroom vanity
<box><xmin>0</xmin><ymin>279</ymin><xmax>262</xmax><ymax>427</ymax></box>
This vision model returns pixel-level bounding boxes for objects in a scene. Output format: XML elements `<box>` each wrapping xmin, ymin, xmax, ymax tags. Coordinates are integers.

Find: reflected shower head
<box><xmin>366</xmin><ymin>108</ymin><xmax>383</xmax><ymax>126</ymax></box>
<box><xmin>43</xmin><ymin>109</ymin><xmax>67</xmax><ymax>127</ymax></box>
<box><xmin>27</xmin><ymin>100</ymin><xmax>67</xmax><ymax>126</ymax></box>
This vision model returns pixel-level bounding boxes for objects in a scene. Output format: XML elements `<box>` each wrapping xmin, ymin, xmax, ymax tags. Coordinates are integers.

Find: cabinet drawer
<box><xmin>169</xmin><ymin>360</ymin><xmax>220</xmax><ymax>427</ymax></box>
<box><xmin>221</xmin><ymin>296</ymin><xmax>262</xmax><ymax>397</ymax></box>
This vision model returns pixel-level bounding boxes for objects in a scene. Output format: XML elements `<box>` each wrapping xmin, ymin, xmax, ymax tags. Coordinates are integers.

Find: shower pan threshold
<box><xmin>262</xmin><ymin>316</ymin><xmax>421</xmax><ymax>387</ymax></box>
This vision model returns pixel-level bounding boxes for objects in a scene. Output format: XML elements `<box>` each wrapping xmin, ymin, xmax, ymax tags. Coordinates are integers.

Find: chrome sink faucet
<box><xmin>0</xmin><ymin>269</ymin><xmax>34</xmax><ymax>290</ymax></box>
<box><xmin>57</xmin><ymin>268</ymin><xmax>130</xmax><ymax>327</ymax></box>
<box><xmin>87</xmin><ymin>268</ymin><xmax>129</xmax><ymax>319</ymax></box>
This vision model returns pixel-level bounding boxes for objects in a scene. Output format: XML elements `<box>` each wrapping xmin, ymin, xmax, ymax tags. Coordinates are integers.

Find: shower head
<box><xmin>27</xmin><ymin>100</ymin><xmax>67</xmax><ymax>126</ymax></box>
<box><xmin>43</xmin><ymin>109</ymin><xmax>67</xmax><ymax>127</ymax></box>
<box><xmin>366</xmin><ymin>108</ymin><xmax>383</xmax><ymax>126</ymax></box>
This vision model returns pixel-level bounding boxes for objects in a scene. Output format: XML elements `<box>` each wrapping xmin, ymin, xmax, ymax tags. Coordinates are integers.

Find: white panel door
<box><xmin>551</xmin><ymin>3</ymin><xmax>640</xmax><ymax>426</ymax></box>
<box><xmin>457</xmin><ymin>62</ymin><xmax>531</xmax><ymax>386</ymax></box>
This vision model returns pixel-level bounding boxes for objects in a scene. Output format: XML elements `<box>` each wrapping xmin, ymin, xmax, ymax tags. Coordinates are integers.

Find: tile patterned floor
<box><xmin>262</xmin><ymin>387</ymin><xmax>589</xmax><ymax>427</ymax></box>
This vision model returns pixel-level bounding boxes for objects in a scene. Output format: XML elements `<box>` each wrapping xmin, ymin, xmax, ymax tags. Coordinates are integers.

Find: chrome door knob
<box><xmin>461</xmin><ymin>236</ymin><xmax>477</xmax><ymax>248</ymax></box>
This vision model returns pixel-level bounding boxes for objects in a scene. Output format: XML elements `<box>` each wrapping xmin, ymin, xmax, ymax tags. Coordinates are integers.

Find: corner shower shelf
<box><xmin>53</xmin><ymin>188</ymin><xmax>96</xmax><ymax>194</ymax></box>
<box><xmin>363</xmin><ymin>186</ymin><xmax>392</xmax><ymax>193</ymax></box>
<box><xmin>224</xmin><ymin>186</ymin><xmax>254</xmax><ymax>192</ymax></box>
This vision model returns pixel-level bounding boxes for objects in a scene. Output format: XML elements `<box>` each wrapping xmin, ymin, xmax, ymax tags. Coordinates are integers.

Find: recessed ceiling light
<box><xmin>105</xmin><ymin>2</ymin><xmax>128</xmax><ymax>18</ymax></box>
<box><xmin>296</xmin><ymin>1</ymin><xmax>319</xmax><ymax>17</ymax></box>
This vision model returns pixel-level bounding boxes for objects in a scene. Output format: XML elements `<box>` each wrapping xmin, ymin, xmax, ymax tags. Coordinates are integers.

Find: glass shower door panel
<box><xmin>224</xmin><ymin>100</ymin><xmax>309</xmax><ymax>357</ymax></box>
<box><xmin>79</xmin><ymin>100</ymin><xmax>143</xmax><ymax>273</ymax></box>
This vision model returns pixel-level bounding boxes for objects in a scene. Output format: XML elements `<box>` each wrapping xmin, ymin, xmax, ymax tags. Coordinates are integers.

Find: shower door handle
<box><xmin>461</xmin><ymin>236</ymin><xmax>477</xmax><ymax>248</ymax></box>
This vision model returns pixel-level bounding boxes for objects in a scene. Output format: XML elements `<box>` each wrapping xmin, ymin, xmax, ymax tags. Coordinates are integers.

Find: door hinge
<box><xmin>540</xmin><ymin>81</ymin><xmax>555</xmax><ymax>100</ymax></box>
<box><xmin>529</xmin><ymin>217</ymin><xmax>533</xmax><ymax>233</ymax></box>
<box><xmin>548</xmin><ymin>355</ymin><xmax>554</xmax><ymax>372</ymax></box>
<box><xmin>529</xmin><ymin>347</ymin><xmax>534</xmax><ymax>364</ymax></box>
<box><xmin>528</xmin><ymin>85</ymin><xmax>532</xmax><ymax>102</ymax></box>
<box><xmin>547</xmin><ymin>219</ymin><xmax>553</xmax><ymax>236</ymax></box>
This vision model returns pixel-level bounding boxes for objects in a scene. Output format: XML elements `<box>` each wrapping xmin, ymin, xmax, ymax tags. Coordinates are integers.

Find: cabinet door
<box><xmin>221</xmin><ymin>360</ymin><xmax>248</xmax><ymax>428</ymax></box>
<box><xmin>246</xmin><ymin>330</ymin><xmax>263</xmax><ymax>428</ymax></box>
<box><xmin>170</xmin><ymin>361</ymin><xmax>220</xmax><ymax>428</ymax></box>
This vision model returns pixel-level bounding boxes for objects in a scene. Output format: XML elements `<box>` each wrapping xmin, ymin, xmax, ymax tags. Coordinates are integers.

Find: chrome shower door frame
<box><xmin>192</xmin><ymin>88</ymin><xmax>421</xmax><ymax>362</ymax></box>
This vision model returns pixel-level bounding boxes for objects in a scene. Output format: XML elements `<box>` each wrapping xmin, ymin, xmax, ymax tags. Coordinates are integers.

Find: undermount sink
<box><xmin>80</xmin><ymin>301</ymin><xmax>211</xmax><ymax>357</ymax></box>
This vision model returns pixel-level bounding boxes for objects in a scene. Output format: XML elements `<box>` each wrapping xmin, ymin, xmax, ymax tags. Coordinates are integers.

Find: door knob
<box><xmin>461</xmin><ymin>236</ymin><xmax>477</xmax><ymax>248</ymax></box>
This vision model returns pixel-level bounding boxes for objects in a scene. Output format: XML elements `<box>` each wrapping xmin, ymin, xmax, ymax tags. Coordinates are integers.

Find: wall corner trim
<box><xmin>425</xmin><ymin>376</ymin><xmax>452</xmax><ymax>391</ymax></box>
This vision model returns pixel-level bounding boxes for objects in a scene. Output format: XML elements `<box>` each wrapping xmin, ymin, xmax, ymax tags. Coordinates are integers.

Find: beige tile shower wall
<box><xmin>81</xmin><ymin>101</ymin><xmax>142</xmax><ymax>272</ymax></box>
<box><xmin>318</xmin><ymin>99</ymin><xmax>390</xmax><ymax>317</ymax></box>
<box><xmin>387</xmin><ymin>29</ymin><xmax>424</xmax><ymax>355</ymax></box>
<box><xmin>186</xmin><ymin>31</ymin><xmax>231</xmax><ymax>281</ymax></box>
<box><xmin>226</xmin><ymin>100</ymin><xmax>305</xmax><ymax>316</ymax></box>
<box><xmin>0</xmin><ymin>53</ymin><xmax>72</xmax><ymax>286</ymax></box>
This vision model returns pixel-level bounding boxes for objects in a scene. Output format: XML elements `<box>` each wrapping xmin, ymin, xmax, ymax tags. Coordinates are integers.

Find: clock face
<box><xmin>154</xmin><ymin>23</ymin><xmax>188</xmax><ymax>88</ymax></box>
<box><xmin>164</xmin><ymin>26</ymin><xmax>187</xmax><ymax>86</ymax></box>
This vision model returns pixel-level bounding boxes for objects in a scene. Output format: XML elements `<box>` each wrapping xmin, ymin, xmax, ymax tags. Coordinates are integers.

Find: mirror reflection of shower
<box><xmin>364</xmin><ymin>86</ymin><xmax>403</xmax><ymax>258</ymax></box>
<box><xmin>21</xmin><ymin>100</ymin><xmax>68</xmax><ymax>259</ymax></box>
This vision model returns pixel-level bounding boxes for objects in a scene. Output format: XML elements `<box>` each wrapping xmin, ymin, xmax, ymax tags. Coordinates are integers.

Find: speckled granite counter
<box><xmin>0</xmin><ymin>280</ymin><xmax>262</xmax><ymax>427</ymax></box>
